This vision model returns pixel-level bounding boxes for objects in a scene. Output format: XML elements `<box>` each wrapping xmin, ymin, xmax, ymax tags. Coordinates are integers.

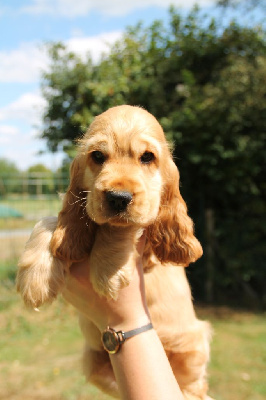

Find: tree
<box><xmin>0</xmin><ymin>158</ymin><xmax>19</xmax><ymax>174</ymax></box>
<box><xmin>41</xmin><ymin>43</ymin><xmax>96</xmax><ymax>154</ymax></box>
<box><xmin>217</xmin><ymin>0</ymin><xmax>265</xmax><ymax>10</ymax></box>
<box><xmin>164</xmin><ymin>25</ymin><xmax>266</xmax><ymax>305</ymax></box>
<box><xmin>40</xmin><ymin>6</ymin><xmax>266</xmax><ymax>307</ymax></box>
<box><xmin>0</xmin><ymin>158</ymin><xmax>20</xmax><ymax>195</ymax></box>
<box><xmin>27</xmin><ymin>164</ymin><xmax>54</xmax><ymax>195</ymax></box>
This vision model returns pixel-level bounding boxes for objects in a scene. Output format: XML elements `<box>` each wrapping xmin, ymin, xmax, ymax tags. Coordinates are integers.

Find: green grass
<box><xmin>0</xmin><ymin>284</ymin><xmax>112</xmax><ymax>400</ymax></box>
<box><xmin>197</xmin><ymin>306</ymin><xmax>266</xmax><ymax>400</ymax></box>
<box><xmin>0</xmin><ymin>259</ymin><xmax>17</xmax><ymax>282</ymax></box>
<box><xmin>1</xmin><ymin>269</ymin><xmax>265</xmax><ymax>400</ymax></box>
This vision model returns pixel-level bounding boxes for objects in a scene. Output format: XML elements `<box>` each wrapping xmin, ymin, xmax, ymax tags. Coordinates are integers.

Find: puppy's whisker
<box><xmin>70</xmin><ymin>191</ymin><xmax>89</xmax><ymax>200</ymax></box>
<box><xmin>67</xmin><ymin>191</ymin><xmax>88</xmax><ymax>207</ymax></box>
<box><xmin>68</xmin><ymin>199</ymin><xmax>86</xmax><ymax>206</ymax></box>
<box><xmin>69</xmin><ymin>191</ymin><xmax>84</xmax><ymax>199</ymax></box>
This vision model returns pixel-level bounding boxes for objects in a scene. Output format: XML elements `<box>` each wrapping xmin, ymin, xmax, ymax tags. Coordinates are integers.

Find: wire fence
<box><xmin>0</xmin><ymin>172</ymin><xmax>69</xmax><ymax>265</ymax></box>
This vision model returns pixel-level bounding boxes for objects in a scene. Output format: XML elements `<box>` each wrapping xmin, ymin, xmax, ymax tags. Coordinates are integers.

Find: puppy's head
<box><xmin>79</xmin><ymin>105</ymin><xmax>165</xmax><ymax>226</ymax></box>
<box><xmin>51</xmin><ymin>105</ymin><xmax>202</xmax><ymax>266</ymax></box>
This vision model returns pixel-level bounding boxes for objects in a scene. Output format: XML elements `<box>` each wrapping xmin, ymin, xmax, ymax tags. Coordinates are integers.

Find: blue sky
<box><xmin>0</xmin><ymin>0</ymin><xmax>220</xmax><ymax>170</ymax></box>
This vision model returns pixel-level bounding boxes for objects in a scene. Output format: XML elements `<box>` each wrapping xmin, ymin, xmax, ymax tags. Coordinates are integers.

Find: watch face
<box><xmin>102</xmin><ymin>329</ymin><xmax>120</xmax><ymax>354</ymax></box>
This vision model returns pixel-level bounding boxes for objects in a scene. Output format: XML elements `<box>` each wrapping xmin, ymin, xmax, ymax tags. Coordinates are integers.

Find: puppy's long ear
<box><xmin>50</xmin><ymin>156</ymin><xmax>97</xmax><ymax>262</ymax></box>
<box><xmin>147</xmin><ymin>159</ymin><xmax>202</xmax><ymax>266</ymax></box>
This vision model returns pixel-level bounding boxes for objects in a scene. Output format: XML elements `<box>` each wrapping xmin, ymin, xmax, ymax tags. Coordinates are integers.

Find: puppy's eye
<box><xmin>91</xmin><ymin>151</ymin><xmax>106</xmax><ymax>164</ymax></box>
<box><xmin>140</xmin><ymin>151</ymin><xmax>155</xmax><ymax>164</ymax></box>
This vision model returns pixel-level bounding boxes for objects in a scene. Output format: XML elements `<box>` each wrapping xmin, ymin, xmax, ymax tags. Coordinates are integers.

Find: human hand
<box><xmin>62</xmin><ymin>232</ymin><xmax>150</xmax><ymax>331</ymax></box>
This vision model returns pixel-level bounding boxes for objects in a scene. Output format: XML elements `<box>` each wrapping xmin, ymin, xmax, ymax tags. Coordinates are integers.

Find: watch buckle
<box><xmin>117</xmin><ymin>330</ymin><xmax>126</xmax><ymax>344</ymax></box>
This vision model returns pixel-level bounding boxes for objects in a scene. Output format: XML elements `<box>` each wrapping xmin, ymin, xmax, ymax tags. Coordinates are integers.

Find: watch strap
<box><xmin>123</xmin><ymin>322</ymin><xmax>153</xmax><ymax>340</ymax></box>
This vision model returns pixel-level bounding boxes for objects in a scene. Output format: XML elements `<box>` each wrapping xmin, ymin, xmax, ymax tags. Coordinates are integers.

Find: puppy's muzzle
<box><xmin>106</xmin><ymin>191</ymin><xmax>133</xmax><ymax>213</ymax></box>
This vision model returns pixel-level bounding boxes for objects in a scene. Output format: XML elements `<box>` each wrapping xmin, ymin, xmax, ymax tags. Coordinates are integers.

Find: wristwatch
<box><xmin>101</xmin><ymin>322</ymin><xmax>153</xmax><ymax>354</ymax></box>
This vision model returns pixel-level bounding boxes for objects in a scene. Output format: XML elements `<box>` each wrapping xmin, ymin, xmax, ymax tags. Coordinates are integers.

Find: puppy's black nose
<box><xmin>106</xmin><ymin>191</ymin><xmax>132</xmax><ymax>213</ymax></box>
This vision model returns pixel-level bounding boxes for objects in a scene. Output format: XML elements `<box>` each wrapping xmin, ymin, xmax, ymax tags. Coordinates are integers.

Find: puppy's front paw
<box><xmin>17</xmin><ymin>256</ymin><xmax>65</xmax><ymax>308</ymax></box>
<box><xmin>90</xmin><ymin>265</ymin><xmax>133</xmax><ymax>300</ymax></box>
<box><xmin>16</xmin><ymin>216</ymin><xmax>65</xmax><ymax>308</ymax></box>
<box><xmin>89</xmin><ymin>225</ymin><xmax>140</xmax><ymax>300</ymax></box>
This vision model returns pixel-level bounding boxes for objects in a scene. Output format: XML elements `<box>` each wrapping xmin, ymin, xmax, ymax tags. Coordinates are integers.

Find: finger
<box><xmin>69</xmin><ymin>261</ymin><xmax>91</xmax><ymax>286</ymax></box>
<box><xmin>136</xmin><ymin>230</ymin><xmax>147</xmax><ymax>256</ymax></box>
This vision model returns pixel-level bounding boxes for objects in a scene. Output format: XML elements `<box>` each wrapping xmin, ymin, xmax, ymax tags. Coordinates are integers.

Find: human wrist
<box><xmin>98</xmin><ymin>290</ymin><xmax>150</xmax><ymax>331</ymax></box>
<box><xmin>96</xmin><ymin>301</ymin><xmax>150</xmax><ymax>332</ymax></box>
<box><xmin>106</xmin><ymin>312</ymin><xmax>151</xmax><ymax>333</ymax></box>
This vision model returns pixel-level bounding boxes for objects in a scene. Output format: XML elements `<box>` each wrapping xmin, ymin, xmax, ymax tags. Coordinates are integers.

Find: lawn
<box><xmin>0</xmin><ymin>267</ymin><xmax>265</xmax><ymax>400</ymax></box>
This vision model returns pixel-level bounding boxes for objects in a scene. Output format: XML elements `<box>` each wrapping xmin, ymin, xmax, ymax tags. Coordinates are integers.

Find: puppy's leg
<box><xmin>16</xmin><ymin>217</ymin><xmax>66</xmax><ymax>308</ymax></box>
<box><xmin>166</xmin><ymin>321</ymin><xmax>212</xmax><ymax>400</ymax></box>
<box><xmin>79</xmin><ymin>315</ymin><xmax>119</xmax><ymax>397</ymax></box>
<box><xmin>89</xmin><ymin>226</ymin><xmax>142</xmax><ymax>299</ymax></box>
<box><xmin>83</xmin><ymin>346</ymin><xmax>119</xmax><ymax>398</ymax></box>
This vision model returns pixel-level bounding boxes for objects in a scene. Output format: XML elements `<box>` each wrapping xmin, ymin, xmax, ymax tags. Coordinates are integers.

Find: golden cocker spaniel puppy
<box><xmin>17</xmin><ymin>105</ymin><xmax>212</xmax><ymax>400</ymax></box>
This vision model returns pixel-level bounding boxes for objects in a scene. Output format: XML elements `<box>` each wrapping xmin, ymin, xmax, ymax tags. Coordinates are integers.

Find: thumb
<box><xmin>136</xmin><ymin>230</ymin><xmax>147</xmax><ymax>257</ymax></box>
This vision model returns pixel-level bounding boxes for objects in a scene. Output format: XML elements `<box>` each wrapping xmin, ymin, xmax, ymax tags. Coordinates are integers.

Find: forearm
<box><xmin>110</xmin><ymin>328</ymin><xmax>184</xmax><ymax>400</ymax></box>
<box><xmin>65</xmin><ymin>236</ymin><xmax>184</xmax><ymax>399</ymax></box>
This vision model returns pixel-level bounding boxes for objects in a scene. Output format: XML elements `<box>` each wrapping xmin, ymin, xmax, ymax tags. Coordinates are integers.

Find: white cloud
<box><xmin>0</xmin><ymin>92</ymin><xmax>46</xmax><ymax>125</ymax></box>
<box><xmin>0</xmin><ymin>124</ymin><xmax>35</xmax><ymax>167</ymax></box>
<box><xmin>22</xmin><ymin>0</ymin><xmax>215</xmax><ymax>17</ymax></box>
<box><xmin>0</xmin><ymin>122</ymin><xmax>65</xmax><ymax>170</ymax></box>
<box><xmin>0</xmin><ymin>29</ymin><xmax>122</xmax><ymax>134</ymax></box>
<box><xmin>0</xmin><ymin>125</ymin><xmax>32</xmax><ymax>149</ymax></box>
<box><xmin>0</xmin><ymin>31</ymin><xmax>122</xmax><ymax>84</ymax></box>
<box><xmin>0</xmin><ymin>43</ymin><xmax>48</xmax><ymax>84</ymax></box>
<box><xmin>67</xmin><ymin>31</ymin><xmax>122</xmax><ymax>62</ymax></box>
<box><xmin>0</xmin><ymin>125</ymin><xmax>20</xmax><ymax>144</ymax></box>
